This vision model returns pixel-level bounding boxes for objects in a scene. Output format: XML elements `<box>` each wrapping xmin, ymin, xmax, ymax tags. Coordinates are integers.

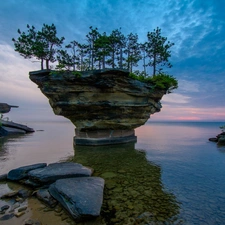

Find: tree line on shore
<box><xmin>12</xmin><ymin>24</ymin><xmax>174</xmax><ymax>77</ymax></box>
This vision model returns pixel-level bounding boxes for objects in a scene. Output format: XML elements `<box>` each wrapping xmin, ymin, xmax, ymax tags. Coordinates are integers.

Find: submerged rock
<box><xmin>0</xmin><ymin>213</ymin><xmax>14</xmax><ymax>221</ymax></box>
<box><xmin>7</xmin><ymin>163</ymin><xmax>47</xmax><ymax>181</ymax></box>
<box><xmin>0</xmin><ymin>205</ymin><xmax>10</xmax><ymax>214</ymax></box>
<box><xmin>36</xmin><ymin>189</ymin><xmax>57</xmax><ymax>207</ymax></box>
<box><xmin>28</xmin><ymin>162</ymin><xmax>93</xmax><ymax>184</ymax></box>
<box><xmin>49</xmin><ymin>177</ymin><xmax>104</xmax><ymax>221</ymax></box>
<box><xmin>18</xmin><ymin>189</ymin><xmax>31</xmax><ymax>198</ymax></box>
<box><xmin>24</xmin><ymin>219</ymin><xmax>42</xmax><ymax>225</ymax></box>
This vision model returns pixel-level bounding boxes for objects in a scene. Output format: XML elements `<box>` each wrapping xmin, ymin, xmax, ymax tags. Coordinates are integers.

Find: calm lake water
<box><xmin>0</xmin><ymin>120</ymin><xmax>225</xmax><ymax>224</ymax></box>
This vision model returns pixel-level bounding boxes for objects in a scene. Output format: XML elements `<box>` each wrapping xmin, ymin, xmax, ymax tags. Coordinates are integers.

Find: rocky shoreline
<box><xmin>0</xmin><ymin>162</ymin><xmax>104</xmax><ymax>224</ymax></box>
<box><xmin>0</xmin><ymin>103</ymin><xmax>34</xmax><ymax>137</ymax></box>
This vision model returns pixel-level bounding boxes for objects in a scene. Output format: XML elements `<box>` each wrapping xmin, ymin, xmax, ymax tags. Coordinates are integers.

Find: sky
<box><xmin>0</xmin><ymin>0</ymin><xmax>225</xmax><ymax>123</ymax></box>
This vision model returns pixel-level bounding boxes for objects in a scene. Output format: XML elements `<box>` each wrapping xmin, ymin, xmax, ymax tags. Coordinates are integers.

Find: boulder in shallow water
<box><xmin>0</xmin><ymin>126</ymin><xmax>26</xmax><ymax>136</ymax></box>
<box><xmin>49</xmin><ymin>177</ymin><xmax>104</xmax><ymax>221</ymax></box>
<box><xmin>28</xmin><ymin>162</ymin><xmax>93</xmax><ymax>184</ymax></box>
<box><xmin>208</xmin><ymin>137</ymin><xmax>218</xmax><ymax>142</ymax></box>
<box><xmin>7</xmin><ymin>163</ymin><xmax>47</xmax><ymax>181</ymax></box>
<box><xmin>1</xmin><ymin>120</ymin><xmax>34</xmax><ymax>133</ymax></box>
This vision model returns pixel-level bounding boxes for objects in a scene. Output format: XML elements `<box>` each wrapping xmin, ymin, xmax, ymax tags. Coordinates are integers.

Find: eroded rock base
<box><xmin>74</xmin><ymin>129</ymin><xmax>137</xmax><ymax>145</ymax></box>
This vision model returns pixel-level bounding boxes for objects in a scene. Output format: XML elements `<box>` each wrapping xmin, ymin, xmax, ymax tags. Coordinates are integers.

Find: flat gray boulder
<box><xmin>28</xmin><ymin>162</ymin><xmax>93</xmax><ymax>184</ymax></box>
<box><xmin>7</xmin><ymin>163</ymin><xmax>47</xmax><ymax>181</ymax></box>
<box><xmin>0</xmin><ymin>126</ymin><xmax>26</xmax><ymax>136</ymax></box>
<box><xmin>49</xmin><ymin>177</ymin><xmax>104</xmax><ymax>220</ymax></box>
<box><xmin>1</xmin><ymin>120</ymin><xmax>34</xmax><ymax>133</ymax></box>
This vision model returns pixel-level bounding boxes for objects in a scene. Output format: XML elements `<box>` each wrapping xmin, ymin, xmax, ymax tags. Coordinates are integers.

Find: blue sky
<box><xmin>0</xmin><ymin>0</ymin><xmax>225</xmax><ymax>122</ymax></box>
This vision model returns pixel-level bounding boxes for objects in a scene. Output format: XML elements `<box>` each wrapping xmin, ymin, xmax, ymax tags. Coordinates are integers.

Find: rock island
<box><xmin>30</xmin><ymin>69</ymin><xmax>168</xmax><ymax>145</ymax></box>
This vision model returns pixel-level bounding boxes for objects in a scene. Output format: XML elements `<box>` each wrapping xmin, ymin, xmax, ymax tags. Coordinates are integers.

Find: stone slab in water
<box><xmin>7</xmin><ymin>163</ymin><xmax>47</xmax><ymax>181</ymax></box>
<box><xmin>1</xmin><ymin>120</ymin><xmax>34</xmax><ymax>133</ymax></box>
<box><xmin>49</xmin><ymin>177</ymin><xmax>104</xmax><ymax>220</ymax></box>
<box><xmin>0</xmin><ymin>126</ymin><xmax>26</xmax><ymax>136</ymax></box>
<box><xmin>28</xmin><ymin>162</ymin><xmax>93</xmax><ymax>184</ymax></box>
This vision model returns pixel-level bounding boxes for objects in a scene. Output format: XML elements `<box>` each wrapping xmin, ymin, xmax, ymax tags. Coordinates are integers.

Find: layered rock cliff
<box><xmin>29</xmin><ymin>69</ymin><xmax>166</xmax><ymax>145</ymax></box>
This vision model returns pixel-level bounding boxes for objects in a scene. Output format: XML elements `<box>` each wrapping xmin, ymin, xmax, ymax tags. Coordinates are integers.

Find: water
<box><xmin>0</xmin><ymin>120</ymin><xmax>225</xmax><ymax>224</ymax></box>
<box><xmin>136</xmin><ymin>121</ymin><xmax>225</xmax><ymax>224</ymax></box>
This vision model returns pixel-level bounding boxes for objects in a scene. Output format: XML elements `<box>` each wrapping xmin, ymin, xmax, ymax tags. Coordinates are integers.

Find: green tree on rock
<box><xmin>86</xmin><ymin>26</ymin><xmax>100</xmax><ymax>70</ymax></box>
<box><xmin>125</xmin><ymin>33</ymin><xmax>141</xmax><ymax>73</ymax></box>
<box><xmin>94</xmin><ymin>32</ymin><xmax>110</xmax><ymax>69</ymax></box>
<box><xmin>12</xmin><ymin>24</ymin><xmax>64</xmax><ymax>70</ymax></box>
<box><xmin>106</xmin><ymin>29</ymin><xmax>123</xmax><ymax>69</ymax></box>
<box><xmin>146</xmin><ymin>27</ymin><xmax>174</xmax><ymax>76</ymax></box>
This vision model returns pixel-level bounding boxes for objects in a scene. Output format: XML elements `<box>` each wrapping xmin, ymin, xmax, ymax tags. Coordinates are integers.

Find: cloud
<box><xmin>0</xmin><ymin>43</ymin><xmax>48</xmax><ymax>106</ymax></box>
<box><xmin>162</xmin><ymin>93</ymin><xmax>191</xmax><ymax>104</ymax></box>
<box><xmin>152</xmin><ymin>105</ymin><xmax>225</xmax><ymax>121</ymax></box>
<box><xmin>0</xmin><ymin>0</ymin><xmax>225</xmax><ymax>122</ymax></box>
<box><xmin>178</xmin><ymin>79</ymin><xmax>200</xmax><ymax>93</ymax></box>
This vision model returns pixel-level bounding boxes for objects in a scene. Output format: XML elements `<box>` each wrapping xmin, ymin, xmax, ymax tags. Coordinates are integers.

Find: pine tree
<box><xmin>86</xmin><ymin>26</ymin><xmax>100</xmax><ymax>70</ymax></box>
<box><xmin>107</xmin><ymin>29</ymin><xmax>122</xmax><ymax>68</ymax></box>
<box><xmin>146</xmin><ymin>27</ymin><xmax>174</xmax><ymax>76</ymax></box>
<box><xmin>94</xmin><ymin>32</ymin><xmax>110</xmax><ymax>69</ymax></box>
<box><xmin>12</xmin><ymin>24</ymin><xmax>64</xmax><ymax>70</ymax></box>
<box><xmin>76</xmin><ymin>43</ymin><xmax>88</xmax><ymax>71</ymax></box>
<box><xmin>125</xmin><ymin>33</ymin><xmax>141</xmax><ymax>73</ymax></box>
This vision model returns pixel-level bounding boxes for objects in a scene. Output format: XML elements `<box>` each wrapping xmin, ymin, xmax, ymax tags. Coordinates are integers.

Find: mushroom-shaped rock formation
<box><xmin>29</xmin><ymin>69</ymin><xmax>166</xmax><ymax>145</ymax></box>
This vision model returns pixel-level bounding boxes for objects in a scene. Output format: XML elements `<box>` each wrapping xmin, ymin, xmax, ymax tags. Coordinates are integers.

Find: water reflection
<box><xmin>72</xmin><ymin>143</ymin><xmax>181</xmax><ymax>225</ymax></box>
<box><xmin>217</xmin><ymin>144</ymin><xmax>225</xmax><ymax>153</ymax></box>
<box><xmin>0</xmin><ymin>135</ymin><xmax>28</xmax><ymax>172</ymax></box>
<box><xmin>0</xmin><ymin>135</ymin><xmax>25</xmax><ymax>154</ymax></box>
<box><xmin>0</xmin><ymin>121</ymin><xmax>74</xmax><ymax>174</ymax></box>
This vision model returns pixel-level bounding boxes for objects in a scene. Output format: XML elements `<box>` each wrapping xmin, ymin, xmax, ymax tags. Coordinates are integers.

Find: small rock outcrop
<box><xmin>29</xmin><ymin>69</ymin><xmax>167</xmax><ymax>145</ymax></box>
<box><xmin>49</xmin><ymin>177</ymin><xmax>105</xmax><ymax>220</ymax></box>
<box><xmin>209</xmin><ymin>132</ymin><xmax>225</xmax><ymax>146</ymax></box>
<box><xmin>0</xmin><ymin>104</ymin><xmax>34</xmax><ymax>136</ymax></box>
<box><xmin>0</xmin><ymin>103</ymin><xmax>18</xmax><ymax>114</ymax></box>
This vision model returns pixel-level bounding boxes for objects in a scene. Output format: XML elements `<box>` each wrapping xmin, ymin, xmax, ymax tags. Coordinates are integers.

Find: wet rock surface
<box><xmin>7</xmin><ymin>163</ymin><xmax>47</xmax><ymax>181</ymax></box>
<box><xmin>24</xmin><ymin>219</ymin><xmax>42</xmax><ymax>225</ymax></box>
<box><xmin>28</xmin><ymin>162</ymin><xmax>93</xmax><ymax>184</ymax></box>
<box><xmin>49</xmin><ymin>177</ymin><xmax>104</xmax><ymax>220</ymax></box>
